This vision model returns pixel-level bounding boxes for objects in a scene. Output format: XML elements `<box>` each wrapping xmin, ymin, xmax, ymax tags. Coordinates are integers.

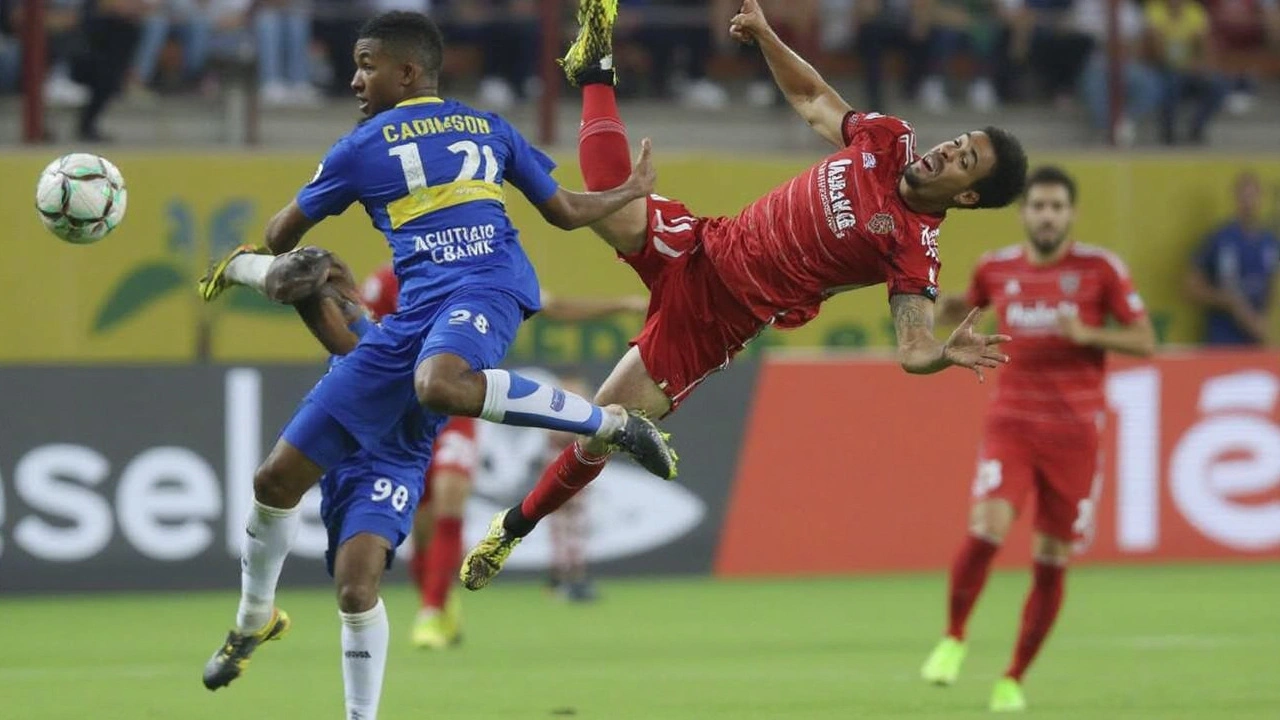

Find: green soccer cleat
<box><xmin>989</xmin><ymin>677</ymin><xmax>1028</xmax><ymax>712</ymax></box>
<box><xmin>460</xmin><ymin>512</ymin><xmax>523</xmax><ymax>591</ymax></box>
<box><xmin>412</xmin><ymin>593</ymin><xmax>463</xmax><ymax>649</ymax></box>
<box><xmin>921</xmin><ymin>636</ymin><xmax>967</xmax><ymax>686</ymax></box>
<box><xmin>609</xmin><ymin>410</ymin><xmax>679</xmax><ymax>480</ymax></box>
<box><xmin>197</xmin><ymin>243</ymin><xmax>269</xmax><ymax>302</ymax></box>
<box><xmin>559</xmin><ymin>0</ymin><xmax>619</xmax><ymax>86</ymax></box>
<box><xmin>202</xmin><ymin>607</ymin><xmax>291</xmax><ymax>691</ymax></box>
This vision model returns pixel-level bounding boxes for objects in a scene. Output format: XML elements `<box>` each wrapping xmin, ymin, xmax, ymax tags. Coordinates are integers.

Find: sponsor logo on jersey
<box><xmin>818</xmin><ymin>158</ymin><xmax>857</xmax><ymax>236</ymax></box>
<box><xmin>866</xmin><ymin>213</ymin><xmax>894</xmax><ymax>235</ymax></box>
<box><xmin>1006</xmin><ymin>300</ymin><xmax>1079</xmax><ymax>331</ymax></box>
<box><xmin>1059</xmin><ymin>272</ymin><xmax>1081</xmax><ymax>295</ymax></box>
<box><xmin>411</xmin><ymin>223</ymin><xmax>497</xmax><ymax>263</ymax></box>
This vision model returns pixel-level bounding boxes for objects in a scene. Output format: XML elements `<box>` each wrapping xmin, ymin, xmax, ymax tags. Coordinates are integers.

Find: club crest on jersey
<box><xmin>862</xmin><ymin>152</ymin><xmax>877</xmax><ymax>169</ymax></box>
<box><xmin>866</xmin><ymin>213</ymin><xmax>895</xmax><ymax>235</ymax></box>
<box><xmin>1059</xmin><ymin>272</ymin><xmax>1081</xmax><ymax>295</ymax></box>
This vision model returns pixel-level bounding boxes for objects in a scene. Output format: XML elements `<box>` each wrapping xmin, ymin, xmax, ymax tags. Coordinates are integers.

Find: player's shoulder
<box><xmin>1068</xmin><ymin>242</ymin><xmax>1132</xmax><ymax>275</ymax></box>
<box><xmin>975</xmin><ymin>244</ymin><xmax>1026</xmax><ymax>269</ymax></box>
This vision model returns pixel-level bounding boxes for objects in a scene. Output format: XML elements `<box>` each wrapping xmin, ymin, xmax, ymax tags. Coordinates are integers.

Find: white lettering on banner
<box><xmin>13</xmin><ymin>445</ymin><xmax>113</xmax><ymax>561</ymax></box>
<box><xmin>412</xmin><ymin>224</ymin><xmax>497</xmax><ymax>264</ymax></box>
<box><xmin>117</xmin><ymin>447</ymin><xmax>221</xmax><ymax>561</ymax></box>
<box><xmin>1108</xmin><ymin>367</ymin><xmax>1280</xmax><ymax>552</ymax></box>
<box><xmin>1170</xmin><ymin>371</ymin><xmax>1280</xmax><ymax>550</ymax></box>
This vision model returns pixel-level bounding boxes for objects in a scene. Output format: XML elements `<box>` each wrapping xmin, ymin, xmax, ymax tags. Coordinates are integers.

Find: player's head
<box><xmin>902</xmin><ymin>127</ymin><xmax>1027</xmax><ymax>210</ymax></box>
<box><xmin>1235</xmin><ymin>170</ymin><xmax>1263</xmax><ymax>224</ymax></box>
<box><xmin>1020</xmin><ymin>165</ymin><xmax>1077</xmax><ymax>257</ymax></box>
<box><xmin>352</xmin><ymin>11</ymin><xmax>445</xmax><ymax>117</ymax></box>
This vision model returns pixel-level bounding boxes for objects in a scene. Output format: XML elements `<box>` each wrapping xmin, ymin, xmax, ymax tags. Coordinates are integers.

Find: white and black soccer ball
<box><xmin>35</xmin><ymin>153</ymin><xmax>128</xmax><ymax>244</ymax></box>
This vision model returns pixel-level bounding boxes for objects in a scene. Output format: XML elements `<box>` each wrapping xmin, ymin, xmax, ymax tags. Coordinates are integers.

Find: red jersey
<box><xmin>702</xmin><ymin>112</ymin><xmax>944</xmax><ymax>328</ymax></box>
<box><xmin>361</xmin><ymin>264</ymin><xmax>398</xmax><ymax>322</ymax></box>
<box><xmin>967</xmin><ymin>242</ymin><xmax>1146</xmax><ymax>426</ymax></box>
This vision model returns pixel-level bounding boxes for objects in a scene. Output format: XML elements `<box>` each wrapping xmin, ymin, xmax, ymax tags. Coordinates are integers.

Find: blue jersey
<box><xmin>1194</xmin><ymin>221</ymin><xmax>1280</xmax><ymax>345</ymax></box>
<box><xmin>295</xmin><ymin>96</ymin><xmax>558</xmax><ymax>315</ymax></box>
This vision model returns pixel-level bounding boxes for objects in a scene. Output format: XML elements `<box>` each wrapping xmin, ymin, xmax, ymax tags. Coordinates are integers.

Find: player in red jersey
<box><xmin>460</xmin><ymin>0</ymin><xmax>1031</xmax><ymax>590</ymax></box>
<box><xmin>363</xmin><ymin>263</ymin><xmax>643</xmax><ymax>645</ymax></box>
<box><xmin>919</xmin><ymin>167</ymin><xmax>1156</xmax><ymax>712</ymax></box>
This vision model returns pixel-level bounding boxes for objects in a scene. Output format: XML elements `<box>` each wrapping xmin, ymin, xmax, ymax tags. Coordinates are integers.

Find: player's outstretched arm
<box><xmin>536</xmin><ymin>139</ymin><xmax>657</xmax><ymax>230</ymax></box>
<box><xmin>729</xmin><ymin>0</ymin><xmax>852</xmax><ymax>147</ymax></box>
<box><xmin>1057</xmin><ymin>312</ymin><xmax>1158</xmax><ymax>357</ymax></box>
<box><xmin>539</xmin><ymin>292</ymin><xmax>648</xmax><ymax>322</ymax></box>
<box><xmin>263</xmin><ymin>200</ymin><xmax>320</xmax><ymax>255</ymax></box>
<box><xmin>891</xmin><ymin>295</ymin><xmax>1011</xmax><ymax>381</ymax></box>
<box><xmin>935</xmin><ymin>294</ymin><xmax>976</xmax><ymax>326</ymax></box>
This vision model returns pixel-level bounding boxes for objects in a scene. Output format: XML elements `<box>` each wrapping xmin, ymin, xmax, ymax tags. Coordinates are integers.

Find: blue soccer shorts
<box><xmin>319</xmin><ymin>453</ymin><xmax>427</xmax><ymax>576</ymax></box>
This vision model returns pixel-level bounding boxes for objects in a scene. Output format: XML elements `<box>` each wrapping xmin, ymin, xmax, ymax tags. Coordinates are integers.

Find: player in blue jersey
<box><xmin>195</xmin><ymin>11</ymin><xmax>677</xmax><ymax>707</ymax></box>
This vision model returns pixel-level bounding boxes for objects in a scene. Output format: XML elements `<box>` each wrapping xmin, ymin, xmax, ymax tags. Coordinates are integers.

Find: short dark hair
<box><xmin>970</xmin><ymin>127</ymin><xmax>1028</xmax><ymax>209</ymax></box>
<box><xmin>1024</xmin><ymin>165</ymin><xmax>1077</xmax><ymax>204</ymax></box>
<box><xmin>359</xmin><ymin>11</ymin><xmax>444</xmax><ymax>76</ymax></box>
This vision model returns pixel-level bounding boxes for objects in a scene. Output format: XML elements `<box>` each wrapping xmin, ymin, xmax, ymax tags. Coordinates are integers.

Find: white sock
<box><xmin>479</xmin><ymin>369</ymin><xmax>623</xmax><ymax>438</ymax></box>
<box><xmin>235</xmin><ymin>500</ymin><xmax>301</xmax><ymax>633</ymax></box>
<box><xmin>224</xmin><ymin>254</ymin><xmax>274</xmax><ymax>293</ymax></box>
<box><xmin>341</xmin><ymin>598</ymin><xmax>389</xmax><ymax>720</ymax></box>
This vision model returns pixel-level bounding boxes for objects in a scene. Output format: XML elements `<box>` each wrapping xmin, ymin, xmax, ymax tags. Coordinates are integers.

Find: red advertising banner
<box><xmin>715</xmin><ymin>350</ymin><xmax>1280</xmax><ymax>576</ymax></box>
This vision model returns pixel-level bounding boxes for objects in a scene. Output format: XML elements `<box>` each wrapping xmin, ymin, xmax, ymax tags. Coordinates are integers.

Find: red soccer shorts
<box><xmin>420</xmin><ymin>417</ymin><xmax>478</xmax><ymax>506</ymax></box>
<box><xmin>621</xmin><ymin>195</ymin><xmax>766</xmax><ymax>411</ymax></box>
<box><xmin>970</xmin><ymin>416</ymin><xmax>1102</xmax><ymax>542</ymax></box>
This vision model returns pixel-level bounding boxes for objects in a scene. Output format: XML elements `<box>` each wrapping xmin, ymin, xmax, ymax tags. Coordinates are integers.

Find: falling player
<box><xmin>920</xmin><ymin>166</ymin><xmax>1155</xmax><ymax>711</ymax></box>
<box><xmin>196</xmin><ymin>10</ymin><xmax>676</xmax><ymax>715</ymax></box>
<box><xmin>461</xmin><ymin>0</ymin><xmax>1030</xmax><ymax>589</ymax></box>
<box><xmin>360</xmin><ymin>263</ymin><xmax>643</xmax><ymax>646</ymax></box>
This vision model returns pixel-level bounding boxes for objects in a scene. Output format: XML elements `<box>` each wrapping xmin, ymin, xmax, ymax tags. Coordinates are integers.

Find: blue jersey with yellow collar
<box><xmin>295</xmin><ymin>96</ymin><xmax>557</xmax><ymax>314</ymax></box>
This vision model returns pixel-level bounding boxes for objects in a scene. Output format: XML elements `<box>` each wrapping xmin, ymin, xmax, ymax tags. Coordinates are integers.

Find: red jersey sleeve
<box><xmin>965</xmin><ymin>257</ymin><xmax>991</xmax><ymax>309</ymax></box>
<box><xmin>841</xmin><ymin>111</ymin><xmax>916</xmax><ymax>156</ymax></box>
<box><xmin>428</xmin><ymin>417</ymin><xmax>478</xmax><ymax>478</ymax></box>
<box><xmin>886</xmin><ymin>223</ymin><xmax>942</xmax><ymax>301</ymax></box>
<box><xmin>361</xmin><ymin>265</ymin><xmax>398</xmax><ymax>322</ymax></box>
<box><xmin>1099</xmin><ymin>252</ymin><xmax>1146</xmax><ymax>324</ymax></box>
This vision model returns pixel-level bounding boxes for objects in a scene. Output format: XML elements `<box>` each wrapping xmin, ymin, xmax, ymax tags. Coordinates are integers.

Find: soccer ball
<box><xmin>35</xmin><ymin>153</ymin><xmax>128</xmax><ymax>244</ymax></box>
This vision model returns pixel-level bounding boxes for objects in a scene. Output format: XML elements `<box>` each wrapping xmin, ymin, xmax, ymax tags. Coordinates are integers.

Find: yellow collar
<box><xmin>395</xmin><ymin>96</ymin><xmax>444</xmax><ymax>108</ymax></box>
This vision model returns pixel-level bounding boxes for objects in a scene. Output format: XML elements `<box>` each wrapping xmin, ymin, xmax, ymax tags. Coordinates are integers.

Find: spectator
<box><xmin>0</xmin><ymin>0</ymin><xmax>17</xmax><ymax>95</ymax></box>
<box><xmin>438</xmin><ymin>0</ymin><xmax>539</xmax><ymax>111</ymax></box>
<box><xmin>856</xmin><ymin>0</ymin><xmax>930</xmax><ymax>112</ymax></box>
<box><xmin>1185</xmin><ymin>171</ymin><xmax>1279</xmax><ymax>345</ymax></box>
<box><xmin>72</xmin><ymin>0</ymin><xmax>147</xmax><ymax>141</ymax></box>
<box><xmin>255</xmin><ymin>0</ymin><xmax>318</xmax><ymax>107</ymax></box>
<box><xmin>1076</xmin><ymin>0</ymin><xmax>1162</xmax><ymax>142</ymax></box>
<box><xmin>914</xmin><ymin>0</ymin><xmax>1004</xmax><ymax>113</ymax></box>
<box><xmin>736</xmin><ymin>0</ymin><xmax>819</xmax><ymax>108</ymax></box>
<box><xmin>1005</xmin><ymin>0</ymin><xmax>1095</xmax><ymax>105</ymax></box>
<box><xmin>1203</xmin><ymin>0</ymin><xmax>1280</xmax><ymax>114</ymax></box>
<box><xmin>1145</xmin><ymin>0</ymin><xmax>1229</xmax><ymax>144</ymax></box>
<box><xmin>620</xmin><ymin>0</ymin><xmax>731</xmax><ymax>110</ymax></box>
<box><xmin>127</xmin><ymin>0</ymin><xmax>215</xmax><ymax>97</ymax></box>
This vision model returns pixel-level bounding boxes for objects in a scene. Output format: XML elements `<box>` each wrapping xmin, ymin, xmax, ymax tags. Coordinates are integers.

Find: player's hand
<box><xmin>730</xmin><ymin>0</ymin><xmax>770</xmax><ymax>45</ymax></box>
<box><xmin>627</xmin><ymin>137</ymin><xmax>657</xmax><ymax>199</ymax></box>
<box><xmin>1056</xmin><ymin>308</ymin><xmax>1092</xmax><ymax>346</ymax></box>
<box><xmin>943</xmin><ymin>308</ymin><xmax>1011</xmax><ymax>383</ymax></box>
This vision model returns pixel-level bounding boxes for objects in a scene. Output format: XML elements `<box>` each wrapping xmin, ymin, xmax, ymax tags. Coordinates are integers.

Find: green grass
<box><xmin>2</xmin><ymin>564</ymin><xmax>1278</xmax><ymax>719</ymax></box>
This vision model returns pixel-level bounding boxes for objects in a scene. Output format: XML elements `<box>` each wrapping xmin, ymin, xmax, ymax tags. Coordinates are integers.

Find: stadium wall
<box><xmin>2</xmin><ymin>352</ymin><xmax>1276</xmax><ymax>593</ymax></box>
<box><xmin>2</xmin><ymin>153</ymin><xmax>1280</xmax><ymax>362</ymax></box>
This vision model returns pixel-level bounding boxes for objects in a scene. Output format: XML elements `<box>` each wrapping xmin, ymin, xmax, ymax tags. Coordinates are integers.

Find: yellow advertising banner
<box><xmin>2</xmin><ymin>151</ymin><xmax>1276</xmax><ymax>363</ymax></box>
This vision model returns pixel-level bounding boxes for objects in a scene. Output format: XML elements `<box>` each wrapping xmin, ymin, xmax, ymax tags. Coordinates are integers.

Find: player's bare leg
<box><xmin>921</xmin><ymin>498</ymin><xmax>1015</xmax><ymax>686</ymax></box>
<box><xmin>990</xmin><ymin>533</ymin><xmax>1070</xmax><ymax>712</ymax></box>
<box><xmin>413</xmin><ymin>468</ymin><xmax>470</xmax><ymax>649</ymax></box>
<box><xmin>462</xmin><ymin>347</ymin><xmax>671</xmax><ymax>590</ymax></box>
<box><xmin>333</xmin><ymin>533</ymin><xmax>393</xmax><ymax>719</ymax></box>
<box><xmin>415</xmin><ymin>353</ymin><xmax>675</xmax><ymax>479</ymax></box>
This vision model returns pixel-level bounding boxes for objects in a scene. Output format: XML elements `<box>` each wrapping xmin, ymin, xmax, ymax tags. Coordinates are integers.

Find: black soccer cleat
<box><xmin>202</xmin><ymin>608</ymin><xmax>291</xmax><ymax>691</ymax></box>
<box><xmin>610</xmin><ymin>410</ymin><xmax>678</xmax><ymax>480</ymax></box>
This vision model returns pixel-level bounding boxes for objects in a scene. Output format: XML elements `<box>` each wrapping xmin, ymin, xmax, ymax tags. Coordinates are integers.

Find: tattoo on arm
<box><xmin>890</xmin><ymin>294</ymin><xmax>933</xmax><ymax>340</ymax></box>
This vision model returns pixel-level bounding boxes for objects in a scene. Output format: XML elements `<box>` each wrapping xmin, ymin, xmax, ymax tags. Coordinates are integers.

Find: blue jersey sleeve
<box><xmin>297</xmin><ymin>138</ymin><xmax>359</xmax><ymax>220</ymax></box>
<box><xmin>1193</xmin><ymin>231</ymin><xmax>1221</xmax><ymax>280</ymax></box>
<box><xmin>501</xmin><ymin>122</ymin><xmax>559</xmax><ymax>206</ymax></box>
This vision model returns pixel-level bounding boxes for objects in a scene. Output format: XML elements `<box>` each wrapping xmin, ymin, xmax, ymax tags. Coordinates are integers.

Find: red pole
<box><xmin>21</xmin><ymin>0</ymin><xmax>47</xmax><ymax>144</ymax></box>
<box><xmin>538</xmin><ymin>0</ymin><xmax>561</xmax><ymax>146</ymax></box>
<box><xmin>1106</xmin><ymin>0</ymin><xmax>1124</xmax><ymax>146</ymax></box>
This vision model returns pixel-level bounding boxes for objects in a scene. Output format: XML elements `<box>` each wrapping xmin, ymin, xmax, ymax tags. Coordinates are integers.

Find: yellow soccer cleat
<box><xmin>989</xmin><ymin>677</ymin><xmax>1028</xmax><ymax>712</ymax></box>
<box><xmin>197</xmin><ymin>243</ymin><xmax>269</xmax><ymax>302</ymax></box>
<box><xmin>921</xmin><ymin>636</ymin><xmax>967</xmax><ymax>686</ymax></box>
<box><xmin>460</xmin><ymin>512</ymin><xmax>523</xmax><ymax>591</ymax></box>
<box><xmin>411</xmin><ymin>593</ymin><xmax>463</xmax><ymax>649</ymax></box>
<box><xmin>559</xmin><ymin>0</ymin><xmax>619</xmax><ymax>86</ymax></box>
<box><xmin>202</xmin><ymin>607</ymin><xmax>291</xmax><ymax>691</ymax></box>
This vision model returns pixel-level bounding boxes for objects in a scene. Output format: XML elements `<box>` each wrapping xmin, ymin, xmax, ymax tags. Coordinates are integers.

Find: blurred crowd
<box><xmin>0</xmin><ymin>0</ymin><xmax>1277</xmax><ymax>143</ymax></box>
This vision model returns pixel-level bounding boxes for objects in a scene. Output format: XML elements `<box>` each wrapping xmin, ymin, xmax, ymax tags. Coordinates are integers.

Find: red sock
<box><xmin>579</xmin><ymin>84</ymin><xmax>631</xmax><ymax>191</ymax></box>
<box><xmin>423</xmin><ymin>516</ymin><xmax>463</xmax><ymax>610</ymax></box>
<box><xmin>410</xmin><ymin>544</ymin><xmax>431</xmax><ymax>608</ymax></box>
<box><xmin>947</xmin><ymin>535</ymin><xmax>1000</xmax><ymax>641</ymax></box>
<box><xmin>520</xmin><ymin>444</ymin><xmax>607</xmax><ymax>524</ymax></box>
<box><xmin>1006</xmin><ymin>562</ymin><xmax>1066</xmax><ymax>681</ymax></box>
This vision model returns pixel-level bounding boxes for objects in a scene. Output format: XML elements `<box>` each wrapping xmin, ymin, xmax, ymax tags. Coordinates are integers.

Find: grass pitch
<box><xmin>2</xmin><ymin>563</ymin><xmax>1277</xmax><ymax>719</ymax></box>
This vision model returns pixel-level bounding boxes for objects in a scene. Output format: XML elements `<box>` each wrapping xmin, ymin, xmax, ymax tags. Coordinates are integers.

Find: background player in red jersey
<box><xmin>362</xmin><ymin>264</ymin><xmax>643</xmax><ymax>646</ymax></box>
<box><xmin>460</xmin><ymin>0</ymin><xmax>1031</xmax><ymax>591</ymax></box>
<box><xmin>920</xmin><ymin>167</ymin><xmax>1156</xmax><ymax>712</ymax></box>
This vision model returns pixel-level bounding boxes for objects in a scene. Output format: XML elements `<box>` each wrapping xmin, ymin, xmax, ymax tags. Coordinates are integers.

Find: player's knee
<box><xmin>414</xmin><ymin>361</ymin><xmax>483</xmax><ymax>416</ymax></box>
<box><xmin>1033</xmin><ymin>534</ymin><xmax>1072</xmax><ymax>565</ymax></box>
<box><xmin>968</xmin><ymin>500</ymin><xmax>1014</xmax><ymax>543</ymax></box>
<box><xmin>336</xmin><ymin>580</ymin><xmax>379</xmax><ymax>615</ymax></box>
<box><xmin>253</xmin><ymin>461</ymin><xmax>299</xmax><ymax>508</ymax></box>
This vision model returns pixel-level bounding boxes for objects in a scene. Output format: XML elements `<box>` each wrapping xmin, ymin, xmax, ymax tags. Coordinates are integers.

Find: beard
<box><xmin>1028</xmin><ymin>228</ymin><xmax>1068</xmax><ymax>257</ymax></box>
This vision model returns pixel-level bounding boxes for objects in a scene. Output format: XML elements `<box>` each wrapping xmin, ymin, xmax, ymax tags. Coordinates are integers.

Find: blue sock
<box><xmin>479</xmin><ymin>370</ymin><xmax>619</xmax><ymax>437</ymax></box>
